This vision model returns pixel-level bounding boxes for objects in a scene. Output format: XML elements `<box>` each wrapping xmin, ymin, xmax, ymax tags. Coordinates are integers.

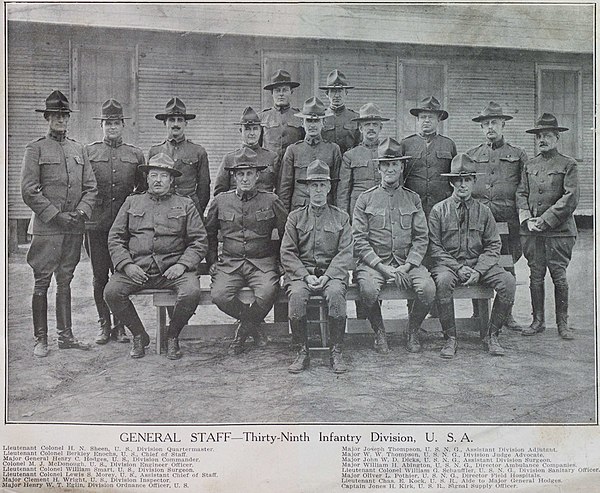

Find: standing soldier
<box><xmin>400</xmin><ymin>96</ymin><xmax>457</xmax><ymax>217</ymax></box>
<box><xmin>353</xmin><ymin>138</ymin><xmax>436</xmax><ymax>354</ymax></box>
<box><xmin>148</xmin><ymin>97</ymin><xmax>210</xmax><ymax>216</ymax></box>
<box><xmin>516</xmin><ymin>114</ymin><xmax>579</xmax><ymax>340</ymax></box>
<box><xmin>206</xmin><ymin>148</ymin><xmax>288</xmax><ymax>354</ymax></box>
<box><xmin>21</xmin><ymin>90</ymin><xmax>98</xmax><ymax>357</ymax></box>
<box><xmin>320</xmin><ymin>69</ymin><xmax>361</xmax><ymax>156</ymax></box>
<box><xmin>466</xmin><ymin>102</ymin><xmax>528</xmax><ymax>331</ymax></box>
<box><xmin>85</xmin><ymin>99</ymin><xmax>145</xmax><ymax>345</ymax></box>
<box><xmin>281</xmin><ymin>160</ymin><xmax>353</xmax><ymax>374</ymax></box>
<box><xmin>279</xmin><ymin>97</ymin><xmax>342</xmax><ymax>211</ymax></box>
<box><xmin>260</xmin><ymin>70</ymin><xmax>305</xmax><ymax>169</ymax></box>
<box><xmin>213</xmin><ymin>107</ymin><xmax>278</xmax><ymax>196</ymax></box>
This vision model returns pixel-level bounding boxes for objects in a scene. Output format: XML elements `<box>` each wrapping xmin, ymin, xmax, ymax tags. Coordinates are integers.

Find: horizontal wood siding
<box><xmin>579</xmin><ymin>67</ymin><xmax>594</xmax><ymax>213</ymax></box>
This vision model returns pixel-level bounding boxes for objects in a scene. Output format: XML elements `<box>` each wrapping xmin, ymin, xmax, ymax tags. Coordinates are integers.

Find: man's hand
<box><xmin>312</xmin><ymin>275</ymin><xmax>330</xmax><ymax>291</ymax></box>
<box><xmin>304</xmin><ymin>274</ymin><xmax>321</xmax><ymax>293</ymax></box>
<box><xmin>53</xmin><ymin>212</ymin><xmax>78</xmax><ymax>228</ymax></box>
<box><xmin>394</xmin><ymin>269</ymin><xmax>412</xmax><ymax>290</ymax></box>
<box><xmin>208</xmin><ymin>264</ymin><xmax>218</xmax><ymax>277</ymax></box>
<box><xmin>378</xmin><ymin>264</ymin><xmax>397</xmax><ymax>281</ymax></box>
<box><xmin>163</xmin><ymin>263</ymin><xmax>186</xmax><ymax>280</ymax></box>
<box><xmin>463</xmin><ymin>270</ymin><xmax>481</xmax><ymax>286</ymax></box>
<box><xmin>457</xmin><ymin>266</ymin><xmax>473</xmax><ymax>283</ymax></box>
<box><xmin>527</xmin><ymin>218</ymin><xmax>545</xmax><ymax>232</ymax></box>
<box><xmin>124</xmin><ymin>264</ymin><xmax>149</xmax><ymax>285</ymax></box>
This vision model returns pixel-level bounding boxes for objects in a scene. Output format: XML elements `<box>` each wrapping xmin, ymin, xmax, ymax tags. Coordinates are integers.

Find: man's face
<box><xmin>165</xmin><ymin>116</ymin><xmax>187</xmax><ymax>140</ymax></box>
<box><xmin>308</xmin><ymin>180</ymin><xmax>331</xmax><ymax>206</ymax></box>
<box><xmin>535</xmin><ymin>130</ymin><xmax>559</xmax><ymax>153</ymax></box>
<box><xmin>234</xmin><ymin>168</ymin><xmax>259</xmax><ymax>192</ymax></box>
<box><xmin>241</xmin><ymin>124</ymin><xmax>261</xmax><ymax>147</ymax></box>
<box><xmin>303</xmin><ymin>118</ymin><xmax>323</xmax><ymax>138</ymax></box>
<box><xmin>102</xmin><ymin>119</ymin><xmax>125</xmax><ymax>141</ymax></box>
<box><xmin>326</xmin><ymin>88</ymin><xmax>348</xmax><ymax>108</ymax></box>
<box><xmin>450</xmin><ymin>175</ymin><xmax>476</xmax><ymax>200</ymax></box>
<box><xmin>417</xmin><ymin>111</ymin><xmax>441</xmax><ymax>135</ymax></box>
<box><xmin>147</xmin><ymin>169</ymin><xmax>174</xmax><ymax>196</ymax></box>
<box><xmin>359</xmin><ymin>121</ymin><xmax>383</xmax><ymax>143</ymax></box>
<box><xmin>481</xmin><ymin>118</ymin><xmax>505</xmax><ymax>143</ymax></box>
<box><xmin>46</xmin><ymin>112</ymin><xmax>70</xmax><ymax>133</ymax></box>
<box><xmin>378</xmin><ymin>160</ymin><xmax>405</xmax><ymax>187</ymax></box>
<box><xmin>272</xmin><ymin>85</ymin><xmax>292</xmax><ymax>108</ymax></box>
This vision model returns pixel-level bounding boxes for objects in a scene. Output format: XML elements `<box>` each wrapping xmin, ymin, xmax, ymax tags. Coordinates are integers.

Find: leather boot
<box><xmin>288</xmin><ymin>317</ymin><xmax>310</xmax><ymax>373</ymax></box>
<box><xmin>486</xmin><ymin>298</ymin><xmax>511</xmax><ymax>356</ymax></box>
<box><xmin>555</xmin><ymin>284</ymin><xmax>574</xmax><ymax>340</ymax></box>
<box><xmin>229</xmin><ymin>322</ymin><xmax>248</xmax><ymax>355</ymax></box>
<box><xmin>32</xmin><ymin>293</ymin><xmax>49</xmax><ymax>357</ymax></box>
<box><xmin>111</xmin><ymin>318</ymin><xmax>130</xmax><ymax>343</ymax></box>
<box><xmin>329</xmin><ymin>317</ymin><xmax>348</xmax><ymax>374</ymax></box>
<box><xmin>246</xmin><ymin>303</ymin><xmax>268</xmax><ymax>347</ymax></box>
<box><xmin>522</xmin><ymin>284</ymin><xmax>545</xmax><ymax>336</ymax></box>
<box><xmin>56</xmin><ymin>289</ymin><xmax>91</xmax><ymax>350</ymax></box>
<box><xmin>367</xmin><ymin>302</ymin><xmax>389</xmax><ymax>354</ymax></box>
<box><xmin>93</xmin><ymin>284</ymin><xmax>112</xmax><ymax>345</ymax></box>
<box><xmin>407</xmin><ymin>299</ymin><xmax>429</xmax><ymax>353</ymax></box>
<box><xmin>503</xmin><ymin>311</ymin><xmax>522</xmax><ymax>332</ymax></box>
<box><xmin>471</xmin><ymin>299</ymin><xmax>480</xmax><ymax>319</ymax></box>
<box><xmin>130</xmin><ymin>334</ymin><xmax>145</xmax><ymax>358</ymax></box>
<box><xmin>438</xmin><ymin>301</ymin><xmax>457</xmax><ymax>359</ymax></box>
<box><xmin>167</xmin><ymin>338</ymin><xmax>182</xmax><ymax>360</ymax></box>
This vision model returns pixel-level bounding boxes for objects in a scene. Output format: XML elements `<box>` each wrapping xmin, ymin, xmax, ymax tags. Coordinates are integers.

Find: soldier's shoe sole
<box><xmin>489</xmin><ymin>349</ymin><xmax>506</xmax><ymax>356</ymax></box>
<box><xmin>559</xmin><ymin>331</ymin><xmax>575</xmax><ymax>340</ymax></box>
<box><xmin>58</xmin><ymin>343</ymin><xmax>91</xmax><ymax>350</ymax></box>
<box><xmin>95</xmin><ymin>338</ymin><xmax>110</xmax><ymax>345</ymax></box>
<box><xmin>521</xmin><ymin>329</ymin><xmax>545</xmax><ymax>337</ymax></box>
<box><xmin>130</xmin><ymin>352</ymin><xmax>145</xmax><ymax>359</ymax></box>
<box><xmin>33</xmin><ymin>349</ymin><xmax>49</xmax><ymax>358</ymax></box>
<box><xmin>166</xmin><ymin>353</ymin><xmax>182</xmax><ymax>360</ymax></box>
<box><xmin>141</xmin><ymin>332</ymin><xmax>151</xmax><ymax>347</ymax></box>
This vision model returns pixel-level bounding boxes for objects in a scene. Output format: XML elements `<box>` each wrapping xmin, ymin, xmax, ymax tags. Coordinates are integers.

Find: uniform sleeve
<box><xmin>352</xmin><ymin>193</ymin><xmax>382</xmax><ymax>269</ymax></box>
<box><xmin>428</xmin><ymin>206</ymin><xmax>462</xmax><ymax>272</ymax></box>
<box><xmin>273</xmin><ymin>196</ymin><xmax>289</xmax><ymax>240</ymax></box>
<box><xmin>147</xmin><ymin>145</ymin><xmax>159</xmax><ymax>160</ymax></box>
<box><xmin>178</xmin><ymin>201</ymin><xmax>208</xmax><ymax>269</ymax></box>
<box><xmin>21</xmin><ymin>143</ymin><xmax>60</xmax><ymax>223</ymax></box>
<box><xmin>134</xmin><ymin>148</ymin><xmax>147</xmax><ymax>193</ymax></box>
<box><xmin>278</xmin><ymin>146</ymin><xmax>295</xmax><ymax>211</ymax></box>
<box><xmin>213</xmin><ymin>154</ymin><xmax>231</xmax><ymax>197</ymax></box>
<box><xmin>516</xmin><ymin>162</ymin><xmax>532</xmax><ymax>224</ymax></box>
<box><xmin>108</xmin><ymin>197</ymin><xmax>134</xmax><ymax>271</ymax></box>
<box><xmin>75</xmin><ymin>145</ymin><xmax>98</xmax><ymax>219</ymax></box>
<box><xmin>540</xmin><ymin>160</ymin><xmax>579</xmax><ymax>230</ymax></box>
<box><xmin>406</xmin><ymin>195</ymin><xmax>428</xmax><ymax>267</ymax></box>
<box><xmin>451</xmin><ymin>139</ymin><xmax>457</xmax><ymax>158</ymax></box>
<box><xmin>204</xmin><ymin>198</ymin><xmax>220</xmax><ymax>267</ymax></box>
<box><xmin>280</xmin><ymin>213</ymin><xmax>310</xmax><ymax>281</ymax></box>
<box><xmin>329</xmin><ymin>144</ymin><xmax>342</xmax><ymax>206</ymax></box>
<box><xmin>324</xmin><ymin>213</ymin><xmax>353</xmax><ymax>281</ymax></box>
<box><xmin>336</xmin><ymin>152</ymin><xmax>352</xmax><ymax>215</ymax></box>
<box><xmin>196</xmin><ymin>148</ymin><xmax>211</xmax><ymax>216</ymax></box>
<box><xmin>474</xmin><ymin>207</ymin><xmax>501</xmax><ymax>275</ymax></box>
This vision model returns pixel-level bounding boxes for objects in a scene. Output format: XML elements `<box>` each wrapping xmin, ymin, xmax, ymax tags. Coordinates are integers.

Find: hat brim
<box><xmin>409</xmin><ymin>108</ymin><xmax>449</xmax><ymax>121</ymax></box>
<box><xmin>375</xmin><ymin>156</ymin><xmax>411</xmax><ymax>162</ymax></box>
<box><xmin>294</xmin><ymin>113</ymin><xmax>327</xmax><ymax>119</ymax></box>
<box><xmin>263</xmin><ymin>81</ymin><xmax>301</xmax><ymax>90</ymax></box>
<box><xmin>440</xmin><ymin>172</ymin><xmax>485</xmax><ymax>177</ymax></box>
<box><xmin>319</xmin><ymin>85</ymin><xmax>355</xmax><ymax>90</ymax></box>
<box><xmin>352</xmin><ymin>116</ymin><xmax>390</xmax><ymax>122</ymax></box>
<box><xmin>224</xmin><ymin>164</ymin><xmax>268</xmax><ymax>171</ymax></box>
<box><xmin>232</xmin><ymin>122</ymin><xmax>266</xmax><ymax>126</ymax></box>
<box><xmin>92</xmin><ymin>116</ymin><xmax>132</xmax><ymax>120</ymax></box>
<box><xmin>155</xmin><ymin>113</ymin><xmax>196</xmax><ymax>121</ymax></box>
<box><xmin>472</xmin><ymin>114</ymin><xmax>513</xmax><ymax>122</ymax></box>
<box><xmin>297</xmin><ymin>178</ymin><xmax>340</xmax><ymax>184</ymax></box>
<box><xmin>35</xmin><ymin>109</ymin><xmax>74</xmax><ymax>113</ymax></box>
<box><xmin>138</xmin><ymin>165</ymin><xmax>183</xmax><ymax>177</ymax></box>
<box><xmin>525</xmin><ymin>126</ymin><xmax>569</xmax><ymax>134</ymax></box>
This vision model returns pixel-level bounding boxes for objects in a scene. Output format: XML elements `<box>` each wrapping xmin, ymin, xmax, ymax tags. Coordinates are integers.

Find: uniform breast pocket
<box><xmin>180</xmin><ymin>158</ymin><xmax>198</xmax><ymax>170</ymax></box>
<box><xmin>322</xmin><ymin>222</ymin><xmax>339</xmax><ymax>246</ymax></box>
<box><xmin>548</xmin><ymin>170</ymin><xmax>566</xmax><ymax>192</ymax></box>
<box><xmin>218</xmin><ymin>211</ymin><xmax>235</xmax><ymax>224</ymax></box>
<box><xmin>365</xmin><ymin>207</ymin><xmax>386</xmax><ymax>230</ymax></box>
<box><xmin>165</xmin><ymin>209</ymin><xmax>187</xmax><ymax>233</ymax></box>
<box><xmin>253</xmin><ymin>208</ymin><xmax>275</xmax><ymax>234</ymax></box>
<box><xmin>127</xmin><ymin>209</ymin><xmax>146</xmax><ymax>231</ymax></box>
<box><xmin>436</xmin><ymin>151</ymin><xmax>454</xmax><ymax>161</ymax></box>
<box><xmin>399</xmin><ymin>209</ymin><xmax>416</xmax><ymax>229</ymax></box>
<box><xmin>39</xmin><ymin>155</ymin><xmax>62</xmax><ymax>182</ymax></box>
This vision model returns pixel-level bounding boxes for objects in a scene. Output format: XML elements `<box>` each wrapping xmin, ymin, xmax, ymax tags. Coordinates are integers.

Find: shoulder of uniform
<box><xmin>27</xmin><ymin>136</ymin><xmax>46</xmax><ymax>146</ymax></box>
<box><xmin>260</xmin><ymin>107</ymin><xmax>273</xmax><ymax>113</ymax></box>
<box><xmin>289</xmin><ymin>205</ymin><xmax>308</xmax><ymax>216</ymax></box>
<box><xmin>65</xmin><ymin>136</ymin><xmax>81</xmax><ymax>143</ymax></box>
<box><xmin>466</xmin><ymin>143</ymin><xmax>485</xmax><ymax>153</ymax></box>
<box><xmin>173</xmin><ymin>193</ymin><xmax>196</xmax><ymax>205</ymax></box>
<box><xmin>329</xmin><ymin>204</ymin><xmax>349</xmax><ymax>216</ymax></box>
<box><xmin>150</xmin><ymin>140</ymin><xmax>167</xmax><ymax>148</ymax></box>
<box><xmin>437</xmin><ymin>134</ymin><xmax>455</xmax><ymax>143</ymax></box>
<box><xmin>121</xmin><ymin>142</ymin><xmax>143</xmax><ymax>151</ymax></box>
<box><xmin>291</xmin><ymin>140</ymin><xmax>304</xmax><ymax>146</ymax></box>
<box><xmin>401</xmin><ymin>186</ymin><xmax>419</xmax><ymax>197</ymax></box>
<box><xmin>186</xmin><ymin>139</ymin><xmax>206</xmax><ymax>150</ymax></box>
<box><xmin>86</xmin><ymin>141</ymin><xmax>104</xmax><ymax>147</ymax></box>
<box><xmin>401</xmin><ymin>134</ymin><xmax>418</xmax><ymax>142</ymax></box>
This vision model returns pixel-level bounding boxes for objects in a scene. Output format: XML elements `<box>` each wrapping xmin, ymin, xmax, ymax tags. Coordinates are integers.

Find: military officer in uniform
<box><xmin>428</xmin><ymin>154</ymin><xmax>516</xmax><ymax>358</ymax></box>
<box><xmin>320</xmin><ymin>69</ymin><xmax>361</xmax><ymax>156</ymax></box>
<box><xmin>278</xmin><ymin>97</ymin><xmax>342</xmax><ymax>211</ymax></box>
<box><xmin>466</xmin><ymin>102</ymin><xmax>528</xmax><ymax>331</ymax></box>
<box><xmin>260</xmin><ymin>70</ymin><xmax>305</xmax><ymax>168</ymax></box>
<box><xmin>353</xmin><ymin>138</ymin><xmax>436</xmax><ymax>354</ymax></box>
<box><xmin>21</xmin><ymin>90</ymin><xmax>98</xmax><ymax>357</ymax></box>
<box><xmin>148</xmin><ymin>97</ymin><xmax>211</xmax><ymax>216</ymax></box>
<box><xmin>516</xmin><ymin>114</ymin><xmax>579</xmax><ymax>340</ymax></box>
<box><xmin>400</xmin><ymin>96</ymin><xmax>457</xmax><ymax>217</ymax></box>
<box><xmin>105</xmin><ymin>153</ymin><xmax>207</xmax><ymax>360</ymax></box>
<box><xmin>213</xmin><ymin>107</ymin><xmax>278</xmax><ymax>196</ymax></box>
<box><xmin>85</xmin><ymin>99</ymin><xmax>145</xmax><ymax>345</ymax></box>
<box><xmin>206</xmin><ymin>147</ymin><xmax>288</xmax><ymax>354</ymax></box>
<box><xmin>281</xmin><ymin>160</ymin><xmax>353</xmax><ymax>374</ymax></box>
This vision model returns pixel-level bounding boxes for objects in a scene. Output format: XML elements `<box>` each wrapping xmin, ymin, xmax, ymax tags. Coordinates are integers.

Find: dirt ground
<box><xmin>6</xmin><ymin>229</ymin><xmax>596</xmax><ymax>424</ymax></box>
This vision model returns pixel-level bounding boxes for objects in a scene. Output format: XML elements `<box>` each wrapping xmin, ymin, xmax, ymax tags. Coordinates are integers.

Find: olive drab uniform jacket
<box><xmin>516</xmin><ymin>149</ymin><xmax>579</xmax><ymax>237</ymax></box>
<box><xmin>260</xmin><ymin>106</ymin><xmax>305</xmax><ymax>166</ymax></box>
<box><xmin>400</xmin><ymin>133</ymin><xmax>457</xmax><ymax>216</ymax></box>
<box><xmin>322</xmin><ymin>106</ymin><xmax>361</xmax><ymax>156</ymax></box>
<box><xmin>108</xmin><ymin>192</ymin><xmax>208</xmax><ymax>274</ymax></box>
<box><xmin>213</xmin><ymin>145</ymin><xmax>278</xmax><ymax>196</ymax></box>
<box><xmin>21</xmin><ymin>132</ymin><xmax>98</xmax><ymax>235</ymax></box>
<box><xmin>148</xmin><ymin>138</ymin><xmax>211</xmax><ymax>216</ymax></box>
<box><xmin>84</xmin><ymin>138</ymin><xmax>145</xmax><ymax>231</ymax></box>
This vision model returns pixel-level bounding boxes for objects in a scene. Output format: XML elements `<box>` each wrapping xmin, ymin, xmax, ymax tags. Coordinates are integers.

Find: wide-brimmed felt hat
<box><xmin>224</xmin><ymin>147</ymin><xmax>267</xmax><ymax>171</ymax></box>
<box><xmin>233</xmin><ymin>107</ymin><xmax>264</xmax><ymax>126</ymax></box>
<box><xmin>297</xmin><ymin>159</ymin><xmax>339</xmax><ymax>184</ymax></box>
<box><xmin>409</xmin><ymin>96</ymin><xmax>449</xmax><ymax>121</ymax></box>
<box><xmin>263</xmin><ymin>69</ymin><xmax>300</xmax><ymax>91</ymax></box>
<box><xmin>472</xmin><ymin>101</ymin><xmax>513</xmax><ymax>122</ymax></box>
<box><xmin>294</xmin><ymin>97</ymin><xmax>328</xmax><ymax>119</ymax></box>
<box><xmin>441</xmin><ymin>154</ymin><xmax>484</xmax><ymax>177</ymax></box>
<box><xmin>374</xmin><ymin>138</ymin><xmax>410</xmax><ymax>162</ymax></box>
<box><xmin>319</xmin><ymin>69</ymin><xmax>354</xmax><ymax>90</ymax></box>
<box><xmin>92</xmin><ymin>99</ymin><xmax>131</xmax><ymax>120</ymax></box>
<box><xmin>155</xmin><ymin>97</ymin><xmax>196</xmax><ymax>121</ymax></box>
<box><xmin>525</xmin><ymin>113</ymin><xmax>569</xmax><ymax>134</ymax></box>
<box><xmin>35</xmin><ymin>90</ymin><xmax>74</xmax><ymax>113</ymax></box>
<box><xmin>352</xmin><ymin>103</ymin><xmax>390</xmax><ymax>122</ymax></box>
<box><xmin>138</xmin><ymin>153</ymin><xmax>182</xmax><ymax>177</ymax></box>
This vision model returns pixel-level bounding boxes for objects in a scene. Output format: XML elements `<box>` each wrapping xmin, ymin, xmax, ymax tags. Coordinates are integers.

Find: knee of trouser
<box><xmin>92</xmin><ymin>276</ymin><xmax>109</xmax><ymax>291</ymax></box>
<box><xmin>415</xmin><ymin>278</ymin><xmax>436</xmax><ymax>306</ymax></box>
<box><xmin>288</xmin><ymin>296</ymin><xmax>307</xmax><ymax>321</ymax></box>
<box><xmin>433</xmin><ymin>272</ymin><xmax>455</xmax><ymax>301</ymax></box>
<box><xmin>359</xmin><ymin>283</ymin><xmax>379</xmax><ymax>308</ymax></box>
<box><xmin>325</xmin><ymin>286</ymin><xmax>347</xmax><ymax>319</ymax></box>
<box><xmin>33</xmin><ymin>277</ymin><xmax>52</xmax><ymax>294</ymax></box>
<box><xmin>179</xmin><ymin>282</ymin><xmax>201</xmax><ymax>306</ymax></box>
<box><xmin>103</xmin><ymin>279</ymin><xmax>122</xmax><ymax>306</ymax></box>
<box><xmin>496</xmin><ymin>273</ymin><xmax>516</xmax><ymax>304</ymax></box>
<box><xmin>210</xmin><ymin>287</ymin><xmax>233</xmax><ymax>310</ymax></box>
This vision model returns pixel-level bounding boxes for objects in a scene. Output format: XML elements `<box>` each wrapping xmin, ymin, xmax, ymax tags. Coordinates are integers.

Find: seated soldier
<box><xmin>280</xmin><ymin>160</ymin><xmax>353</xmax><ymax>374</ymax></box>
<box><xmin>428</xmin><ymin>154</ymin><xmax>516</xmax><ymax>358</ymax></box>
<box><xmin>205</xmin><ymin>147</ymin><xmax>288</xmax><ymax>355</ymax></box>
<box><xmin>105</xmin><ymin>153</ymin><xmax>207</xmax><ymax>360</ymax></box>
<box><xmin>353</xmin><ymin>138</ymin><xmax>435</xmax><ymax>354</ymax></box>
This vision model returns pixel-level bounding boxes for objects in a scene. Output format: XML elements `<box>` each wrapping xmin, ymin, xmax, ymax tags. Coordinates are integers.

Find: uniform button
<box><xmin>113</xmin><ymin>170</ymin><xmax>117</xmax><ymax>173</ymax></box>
<box><xmin>68</xmin><ymin>184</ymin><xmax>72</xmax><ymax>188</ymax></box>
<box><xmin>112</xmin><ymin>198</ymin><xmax>116</xmax><ymax>201</ymax></box>
<box><xmin>491</xmin><ymin>170</ymin><xmax>495</xmax><ymax>175</ymax></box>
<box><xmin>539</xmin><ymin>189</ymin><xmax>543</xmax><ymax>194</ymax></box>
<box><xmin>112</xmin><ymin>157</ymin><xmax>116</xmax><ymax>160</ymax></box>
<box><xmin>112</xmin><ymin>183</ymin><xmax>116</xmax><ymax>187</ymax></box>
<box><xmin>538</xmin><ymin>201</ymin><xmax>542</xmax><ymax>206</ymax></box>
<box><xmin>489</xmin><ymin>184</ymin><xmax>493</xmax><ymax>188</ymax></box>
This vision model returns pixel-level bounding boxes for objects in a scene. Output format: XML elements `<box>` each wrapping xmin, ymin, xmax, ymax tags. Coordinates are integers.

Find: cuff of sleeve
<box><xmin>116</xmin><ymin>260</ymin><xmax>133</xmax><ymax>272</ymax></box>
<box><xmin>76</xmin><ymin>203</ymin><xmax>93</xmax><ymax>219</ymax></box>
<box><xmin>406</xmin><ymin>252</ymin><xmax>423</xmax><ymax>268</ymax></box>
<box><xmin>540</xmin><ymin>210</ymin><xmax>560</xmax><ymax>229</ymax></box>
<box><xmin>295</xmin><ymin>267</ymin><xmax>310</xmax><ymax>280</ymax></box>
<box><xmin>38</xmin><ymin>205</ymin><xmax>60</xmax><ymax>223</ymax></box>
<box><xmin>364</xmin><ymin>251</ymin><xmax>382</xmax><ymax>269</ymax></box>
<box><xmin>519</xmin><ymin>209</ymin><xmax>532</xmax><ymax>224</ymax></box>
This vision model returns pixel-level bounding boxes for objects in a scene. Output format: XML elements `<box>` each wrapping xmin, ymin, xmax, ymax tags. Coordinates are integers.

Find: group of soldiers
<box><xmin>20</xmin><ymin>68</ymin><xmax>579</xmax><ymax>374</ymax></box>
